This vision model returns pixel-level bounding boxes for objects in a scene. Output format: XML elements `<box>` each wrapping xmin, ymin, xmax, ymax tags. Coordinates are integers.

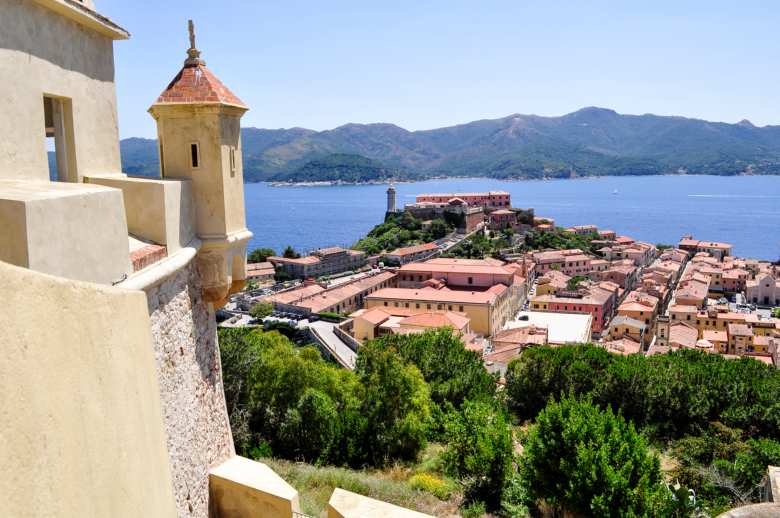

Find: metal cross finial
<box><xmin>184</xmin><ymin>19</ymin><xmax>205</xmax><ymax>66</ymax></box>
<box><xmin>188</xmin><ymin>19</ymin><xmax>196</xmax><ymax>50</ymax></box>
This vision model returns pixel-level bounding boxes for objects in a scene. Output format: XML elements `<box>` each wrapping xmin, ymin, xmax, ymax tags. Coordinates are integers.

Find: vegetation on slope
<box><xmin>522</xmin><ymin>227</ymin><xmax>603</xmax><ymax>254</ymax></box>
<box><xmin>352</xmin><ymin>211</ymin><xmax>453</xmax><ymax>256</ymax></box>
<box><xmin>270</xmin><ymin>153</ymin><xmax>412</xmax><ymax>183</ymax></box>
<box><xmin>506</xmin><ymin>345</ymin><xmax>780</xmax><ymax>516</ymax></box>
<box><xmin>120</xmin><ymin>108</ymin><xmax>780</xmax><ymax>182</ymax></box>
<box><xmin>220</xmin><ymin>323</ymin><xmax>780</xmax><ymax>517</ymax></box>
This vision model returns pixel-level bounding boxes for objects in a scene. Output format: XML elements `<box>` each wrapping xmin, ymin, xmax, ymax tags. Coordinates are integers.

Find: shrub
<box><xmin>442</xmin><ymin>400</ymin><xmax>513</xmax><ymax>510</ymax></box>
<box><xmin>219</xmin><ymin>328</ymin><xmax>433</xmax><ymax>468</ymax></box>
<box><xmin>506</xmin><ymin>344</ymin><xmax>780</xmax><ymax>441</ymax></box>
<box><xmin>520</xmin><ymin>396</ymin><xmax>670</xmax><ymax>517</ymax></box>
<box><xmin>408</xmin><ymin>473</ymin><xmax>452</xmax><ymax>500</ymax></box>
<box><xmin>249</xmin><ymin>301</ymin><xmax>273</xmax><ymax>319</ymax></box>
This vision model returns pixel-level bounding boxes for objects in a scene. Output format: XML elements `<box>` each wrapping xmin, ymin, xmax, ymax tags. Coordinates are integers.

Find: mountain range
<box><xmin>120</xmin><ymin>107</ymin><xmax>780</xmax><ymax>182</ymax></box>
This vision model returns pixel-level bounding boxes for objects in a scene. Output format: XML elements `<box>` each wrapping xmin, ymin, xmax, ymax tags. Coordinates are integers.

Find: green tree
<box><xmin>249</xmin><ymin>301</ymin><xmax>273</xmax><ymax>319</ymax></box>
<box><xmin>428</xmin><ymin>218</ymin><xmax>449</xmax><ymax>239</ymax></box>
<box><xmin>371</xmin><ymin>328</ymin><xmax>496</xmax><ymax>411</ymax></box>
<box><xmin>247</xmin><ymin>247</ymin><xmax>276</xmax><ymax>263</ymax></box>
<box><xmin>353</xmin><ymin>341</ymin><xmax>432</xmax><ymax>466</ymax></box>
<box><xmin>283</xmin><ymin>245</ymin><xmax>300</xmax><ymax>258</ymax></box>
<box><xmin>566</xmin><ymin>275</ymin><xmax>587</xmax><ymax>291</ymax></box>
<box><xmin>443</xmin><ymin>400</ymin><xmax>513</xmax><ymax>510</ymax></box>
<box><xmin>520</xmin><ymin>396</ymin><xmax>670</xmax><ymax>517</ymax></box>
<box><xmin>279</xmin><ymin>388</ymin><xmax>340</xmax><ymax>463</ymax></box>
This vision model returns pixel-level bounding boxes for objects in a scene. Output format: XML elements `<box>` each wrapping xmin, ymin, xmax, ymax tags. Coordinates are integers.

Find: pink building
<box><xmin>489</xmin><ymin>209</ymin><xmax>517</xmax><ymax>230</ymax></box>
<box><xmin>397</xmin><ymin>257</ymin><xmax>516</xmax><ymax>289</ymax></box>
<box><xmin>415</xmin><ymin>191</ymin><xmax>511</xmax><ymax>211</ymax></box>
<box><xmin>530</xmin><ymin>286</ymin><xmax>615</xmax><ymax>334</ymax></box>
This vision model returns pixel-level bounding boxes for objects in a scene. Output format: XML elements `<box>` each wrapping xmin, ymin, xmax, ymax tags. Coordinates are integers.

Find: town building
<box><xmin>505</xmin><ymin>311</ymin><xmax>593</xmax><ymax>345</ymax></box>
<box><xmin>535</xmin><ymin>270</ymin><xmax>572</xmax><ymax>296</ymax></box>
<box><xmin>365</xmin><ymin>278</ymin><xmax>516</xmax><ymax>336</ymax></box>
<box><xmin>530</xmin><ymin>284</ymin><xmax>615</xmax><ymax>335</ymax></box>
<box><xmin>397</xmin><ymin>257</ymin><xmax>518</xmax><ymax>289</ymax></box>
<box><xmin>606</xmin><ymin>315</ymin><xmax>648</xmax><ymax>347</ymax></box>
<box><xmin>348</xmin><ymin>306</ymin><xmax>473</xmax><ymax>344</ymax></box>
<box><xmin>602</xmin><ymin>336</ymin><xmax>642</xmax><ymax>356</ymax></box>
<box><xmin>403</xmin><ymin>198</ymin><xmax>486</xmax><ymax>232</ymax></box>
<box><xmin>485</xmin><ymin>325</ymin><xmax>548</xmax><ymax>374</ymax></box>
<box><xmin>269</xmin><ymin>246</ymin><xmax>367</xmax><ymax>279</ymax></box>
<box><xmin>267</xmin><ymin>271</ymin><xmax>396</xmax><ymax>315</ymax></box>
<box><xmin>566</xmin><ymin>224</ymin><xmax>598</xmax><ymax>235</ymax></box>
<box><xmin>415</xmin><ymin>191</ymin><xmax>511</xmax><ymax>211</ymax></box>
<box><xmin>532</xmin><ymin>248</ymin><xmax>594</xmax><ymax>276</ymax></box>
<box><xmin>747</xmin><ymin>272</ymin><xmax>780</xmax><ymax>307</ymax></box>
<box><xmin>678</xmin><ymin>235</ymin><xmax>733</xmax><ymax>259</ymax></box>
<box><xmin>617</xmin><ymin>290</ymin><xmax>659</xmax><ymax>326</ymax></box>
<box><xmin>384</xmin><ymin>242</ymin><xmax>439</xmax><ymax>265</ymax></box>
<box><xmin>246</xmin><ymin>261</ymin><xmax>276</xmax><ymax>283</ymax></box>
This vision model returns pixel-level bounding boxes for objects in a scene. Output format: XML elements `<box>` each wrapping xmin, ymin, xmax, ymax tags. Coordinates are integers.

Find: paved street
<box><xmin>306</xmin><ymin>320</ymin><xmax>357</xmax><ymax>369</ymax></box>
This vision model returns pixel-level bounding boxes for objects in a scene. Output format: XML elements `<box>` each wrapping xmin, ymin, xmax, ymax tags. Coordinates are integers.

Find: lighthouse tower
<box><xmin>386</xmin><ymin>183</ymin><xmax>397</xmax><ymax>214</ymax></box>
<box><xmin>148</xmin><ymin>21</ymin><xmax>253</xmax><ymax>307</ymax></box>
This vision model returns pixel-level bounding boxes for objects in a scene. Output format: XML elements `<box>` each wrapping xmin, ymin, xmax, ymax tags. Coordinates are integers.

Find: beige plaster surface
<box><xmin>328</xmin><ymin>488</ymin><xmax>435</xmax><ymax>518</ymax></box>
<box><xmin>86</xmin><ymin>174</ymin><xmax>195</xmax><ymax>253</ymax></box>
<box><xmin>0</xmin><ymin>259</ymin><xmax>177</xmax><ymax>518</ymax></box>
<box><xmin>209</xmin><ymin>456</ymin><xmax>301</xmax><ymax>518</ymax></box>
<box><xmin>0</xmin><ymin>179</ymin><xmax>131</xmax><ymax>284</ymax></box>
<box><xmin>0</xmin><ymin>0</ymin><xmax>124</xmax><ymax>182</ymax></box>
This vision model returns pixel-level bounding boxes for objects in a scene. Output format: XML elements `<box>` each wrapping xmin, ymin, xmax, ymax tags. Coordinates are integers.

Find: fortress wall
<box><xmin>145</xmin><ymin>259</ymin><xmax>235</xmax><ymax>517</ymax></box>
<box><xmin>0</xmin><ymin>260</ymin><xmax>177</xmax><ymax>518</ymax></box>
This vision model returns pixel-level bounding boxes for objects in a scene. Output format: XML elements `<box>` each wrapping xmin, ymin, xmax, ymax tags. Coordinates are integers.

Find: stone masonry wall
<box><xmin>146</xmin><ymin>260</ymin><xmax>235</xmax><ymax>518</ymax></box>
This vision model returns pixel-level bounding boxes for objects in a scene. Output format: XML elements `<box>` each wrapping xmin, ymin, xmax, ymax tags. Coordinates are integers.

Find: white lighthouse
<box><xmin>386</xmin><ymin>183</ymin><xmax>397</xmax><ymax>213</ymax></box>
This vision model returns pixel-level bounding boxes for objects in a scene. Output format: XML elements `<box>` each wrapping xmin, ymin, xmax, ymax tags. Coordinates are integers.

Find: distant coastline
<box><xmin>266</xmin><ymin>171</ymin><xmax>763</xmax><ymax>187</ymax></box>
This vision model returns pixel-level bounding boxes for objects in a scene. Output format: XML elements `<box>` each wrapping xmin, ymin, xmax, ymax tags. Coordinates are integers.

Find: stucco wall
<box><xmin>0</xmin><ymin>260</ymin><xmax>177</xmax><ymax>518</ymax></box>
<box><xmin>145</xmin><ymin>259</ymin><xmax>235</xmax><ymax>517</ymax></box>
<box><xmin>0</xmin><ymin>0</ymin><xmax>122</xmax><ymax>182</ymax></box>
<box><xmin>0</xmin><ymin>180</ymin><xmax>131</xmax><ymax>284</ymax></box>
<box><xmin>85</xmin><ymin>174</ymin><xmax>195</xmax><ymax>254</ymax></box>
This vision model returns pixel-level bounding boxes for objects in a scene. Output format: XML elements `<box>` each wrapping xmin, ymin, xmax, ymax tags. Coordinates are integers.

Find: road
<box><xmin>306</xmin><ymin>320</ymin><xmax>357</xmax><ymax>369</ymax></box>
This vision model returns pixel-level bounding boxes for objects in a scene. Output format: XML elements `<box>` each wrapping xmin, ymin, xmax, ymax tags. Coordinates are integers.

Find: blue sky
<box><xmin>100</xmin><ymin>1</ymin><xmax>780</xmax><ymax>139</ymax></box>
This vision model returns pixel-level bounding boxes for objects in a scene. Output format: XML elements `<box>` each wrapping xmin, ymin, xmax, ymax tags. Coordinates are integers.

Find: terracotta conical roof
<box><xmin>152</xmin><ymin>20</ymin><xmax>246</xmax><ymax>109</ymax></box>
<box><xmin>154</xmin><ymin>63</ymin><xmax>247</xmax><ymax>108</ymax></box>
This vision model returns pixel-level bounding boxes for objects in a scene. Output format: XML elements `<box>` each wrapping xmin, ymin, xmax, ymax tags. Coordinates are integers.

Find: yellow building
<box><xmin>365</xmin><ymin>284</ymin><xmax>512</xmax><ymax>336</ymax></box>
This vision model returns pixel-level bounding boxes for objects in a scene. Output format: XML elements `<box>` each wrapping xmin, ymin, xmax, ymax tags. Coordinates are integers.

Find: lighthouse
<box><xmin>386</xmin><ymin>183</ymin><xmax>397</xmax><ymax>214</ymax></box>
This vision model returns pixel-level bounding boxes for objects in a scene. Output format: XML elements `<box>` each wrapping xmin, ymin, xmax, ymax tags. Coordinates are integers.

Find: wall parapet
<box><xmin>209</xmin><ymin>456</ymin><xmax>301</xmax><ymax>518</ymax></box>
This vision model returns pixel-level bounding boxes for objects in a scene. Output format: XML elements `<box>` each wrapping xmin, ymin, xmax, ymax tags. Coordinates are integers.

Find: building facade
<box><xmin>269</xmin><ymin>247</ymin><xmax>367</xmax><ymax>278</ymax></box>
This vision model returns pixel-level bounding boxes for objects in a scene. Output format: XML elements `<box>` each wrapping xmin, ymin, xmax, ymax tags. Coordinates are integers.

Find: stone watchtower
<box><xmin>386</xmin><ymin>182</ymin><xmax>397</xmax><ymax>213</ymax></box>
<box><xmin>149</xmin><ymin>21</ymin><xmax>252</xmax><ymax>307</ymax></box>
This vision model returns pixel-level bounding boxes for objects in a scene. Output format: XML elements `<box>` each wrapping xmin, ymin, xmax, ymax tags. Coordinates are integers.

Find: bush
<box><xmin>442</xmin><ymin>400</ymin><xmax>513</xmax><ymax>510</ymax></box>
<box><xmin>350</xmin><ymin>342</ymin><xmax>432</xmax><ymax>466</ymax></box>
<box><xmin>249</xmin><ymin>301</ymin><xmax>273</xmax><ymax>319</ymax></box>
<box><xmin>408</xmin><ymin>473</ymin><xmax>452</xmax><ymax>500</ymax></box>
<box><xmin>505</xmin><ymin>344</ymin><xmax>780</xmax><ymax>441</ymax></box>
<box><xmin>218</xmin><ymin>328</ymin><xmax>432</xmax><ymax>468</ymax></box>
<box><xmin>520</xmin><ymin>396</ymin><xmax>670</xmax><ymax>517</ymax></box>
<box><xmin>370</xmin><ymin>328</ymin><xmax>496</xmax><ymax>412</ymax></box>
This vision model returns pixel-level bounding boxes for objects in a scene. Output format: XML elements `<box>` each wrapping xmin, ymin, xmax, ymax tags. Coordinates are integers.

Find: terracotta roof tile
<box><xmin>154</xmin><ymin>63</ymin><xmax>247</xmax><ymax>108</ymax></box>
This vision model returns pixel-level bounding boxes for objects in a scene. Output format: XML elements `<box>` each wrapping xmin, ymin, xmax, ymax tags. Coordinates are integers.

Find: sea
<box><xmin>244</xmin><ymin>175</ymin><xmax>780</xmax><ymax>261</ymax></box>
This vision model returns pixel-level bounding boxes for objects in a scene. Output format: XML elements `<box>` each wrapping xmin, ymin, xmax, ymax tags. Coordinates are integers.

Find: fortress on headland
<box><xmin>0</xmin><ymin>2</ymin><xmax>430</xmax><ymax>517</ymax></box>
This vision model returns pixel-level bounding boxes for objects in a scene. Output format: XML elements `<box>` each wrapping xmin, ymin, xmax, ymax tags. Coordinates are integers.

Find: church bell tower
<box><xmin>149</xmin><ymin>21</ymin><xmax>252</xmax><ymax>307</ymax></box>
